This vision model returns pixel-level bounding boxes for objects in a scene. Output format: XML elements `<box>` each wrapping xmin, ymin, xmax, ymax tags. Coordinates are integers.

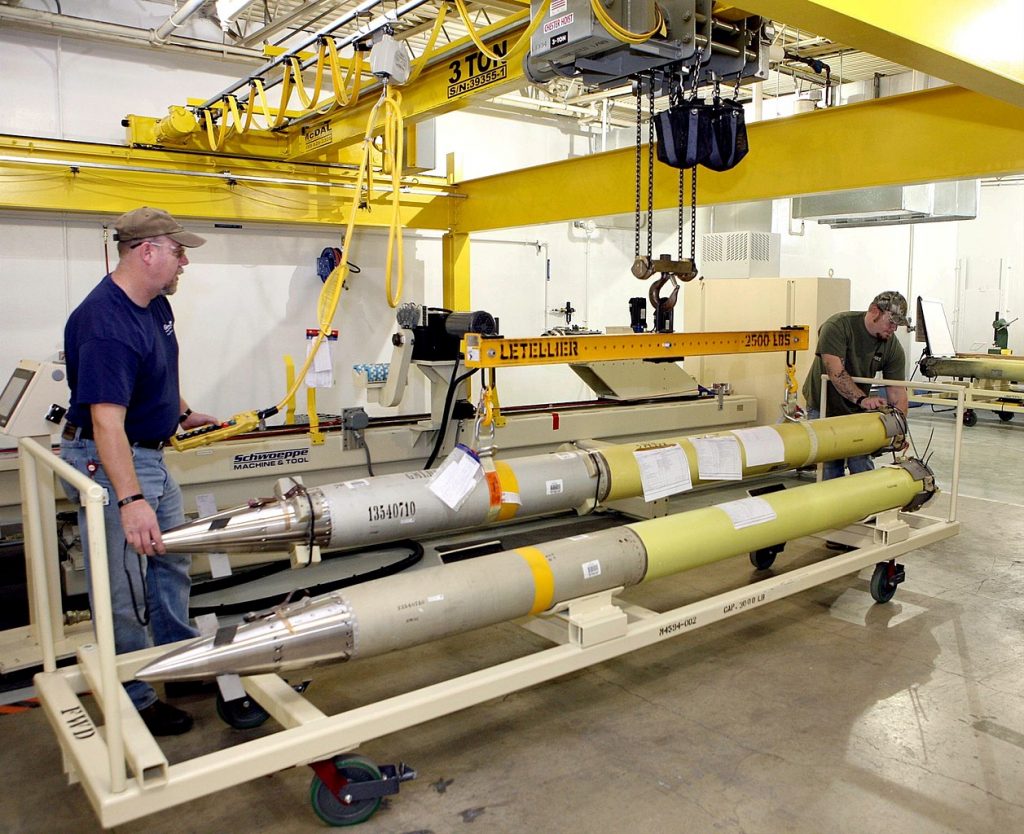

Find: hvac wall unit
<box><xmin>701</xmin><ymin>231</ymin><xmax>781</xmax><ymax>279</ymax></box>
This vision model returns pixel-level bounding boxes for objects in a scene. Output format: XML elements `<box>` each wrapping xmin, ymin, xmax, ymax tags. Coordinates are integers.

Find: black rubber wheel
<box><xmin>215</xmin><ymin>692</ymin><xmax>270</xmax><ymax>729</ymax></box>
<box><xmin>870</xmin><ymin>563</ymin><xmax>898</xmax><ymax>604</ymax></box>
<box><xmin>963</xmin><ymin>409</ymin><xmax>978</xmax><ymax>427</ymax></box>
<box><xmin>749</xmin><ymin>549</ymin><xmax>776</xmax><ymax>570</ymax></box>
<box><xmin>997</xmin><ymin>411</ymin><xmax>1014</xmax><ymax>422</ymax></box>
<box><xmin>310</xmin><ymin>755</ymin><xmax>382</xmax><ymax>826</ymax></box>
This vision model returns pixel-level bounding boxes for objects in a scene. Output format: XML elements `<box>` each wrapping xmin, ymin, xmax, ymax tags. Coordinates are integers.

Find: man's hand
<box><xmin>859</xmin><ymin>396</ymin><xmax>889</xmax><ymax>411</ymax></box>
<box><xmin>120</xmin><ymin>499</ymin><xmax>165</xmax><ymax>556</ymax></box>
<box><xmin>181</xmin><ymin>411</ymin><xmax>218</xmax><ymax>430</ymax></box>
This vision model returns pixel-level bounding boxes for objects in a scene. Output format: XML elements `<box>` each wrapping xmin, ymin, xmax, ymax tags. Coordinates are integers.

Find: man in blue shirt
<box><xmin>61</xmin><ymin>207</ymin><xmax>217</xmax><ymax>735</ymax></box>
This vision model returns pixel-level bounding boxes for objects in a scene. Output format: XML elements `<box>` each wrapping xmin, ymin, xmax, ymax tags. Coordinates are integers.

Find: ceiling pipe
<box><xmin>153</xmin><ymin>0</ymin><xmax>208</xmax><ymax>42</ymax></box>
<box><xmin>0</xmin><ymin>5</ymin><xmax>263</xmax><ymax>62</ymax></box>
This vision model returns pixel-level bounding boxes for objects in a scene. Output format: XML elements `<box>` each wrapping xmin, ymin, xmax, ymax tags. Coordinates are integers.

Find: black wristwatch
<box><xmin>855</xmin><ymin>395</ymin><xmax>867</xmax><ymax>406</ymax></box>
<box><xmin>178</xmin><ymin>408</ymin><xmax>193</xmax><ymax>425</ymax></box>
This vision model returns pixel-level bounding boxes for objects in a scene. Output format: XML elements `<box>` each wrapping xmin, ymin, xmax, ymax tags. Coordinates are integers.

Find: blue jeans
<box><xmin>807</xmin><ymin>408</ymin><xmax>875</xmax><ymax>481</ymax></box>
<box><xmin>61</xmin><ymin>439</ymin><xmax>196</xmax><ymax>710</ymax></box>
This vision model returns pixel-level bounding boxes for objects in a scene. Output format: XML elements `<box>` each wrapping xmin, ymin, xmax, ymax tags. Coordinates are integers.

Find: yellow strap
<box><xmin>515</xmin><ymin>546</ymin><xmax>555</xmax><ymax>614</ymax></box>
<box><xmin>407</xmin><ymin>3</ymin><xmax>448</xmax><ymax>84</ymax></box>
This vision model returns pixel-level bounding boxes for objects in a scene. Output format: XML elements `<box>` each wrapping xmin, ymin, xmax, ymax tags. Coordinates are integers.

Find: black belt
<box><xmin>62</xmin><ymin>423</ymin><xmax>168</xmax><ymax>450</ymax></box>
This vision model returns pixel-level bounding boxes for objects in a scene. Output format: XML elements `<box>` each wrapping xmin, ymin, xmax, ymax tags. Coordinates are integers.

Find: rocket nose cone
<box><xmin>160</xmin><ymin>497</ymin><xmax>307</xmax><ymax>553</ymax></box>
<box><xmin>136</xmin><ymin>635</ymin><xmax>219</xmax><ymax>682</ymax></box>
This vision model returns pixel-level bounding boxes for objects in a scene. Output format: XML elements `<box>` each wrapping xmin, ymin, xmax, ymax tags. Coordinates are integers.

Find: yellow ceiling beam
<box><xmin>0</xmin><ymin>135</ymin><xmax>456</xmax><ymax>231</ymax></box>
<box><xmin>739</xmin><ymin>0</ymin><xmax>1024</xmax><ymax>107</ymax></box>
<box><xmin>453</xmin><ymin>86</ymin><xmax>1024</xmax><ymax>232</ymax></box>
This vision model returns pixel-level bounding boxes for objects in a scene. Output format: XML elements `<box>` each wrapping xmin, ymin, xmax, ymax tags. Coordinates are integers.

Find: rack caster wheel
<box><xmin>962</xmin><ymin>409</ymin><xmax>977</xmax><ymax>427</ymax></box>
<box><xmin>309</xmin><ymin>755</ymin><xmax>416</xmax><ymax>826</ymax></box>
<box><xmin>997</xmin><ymin>411</ymin><xmax>1014</xmax><ymax>422</ymax></box>
<box><xmin>749</xmin><ymin>544</ymin><xmax>783</xmax><ymax>571</ymax></box>
<box><xmin>869</xmin><ymin>561</ymin><xmax>905</xmax><ymax>604</ymax></box>
<box><xmin>216</xmin><ymin>692</ymin><xmax>270</xmax><ymax>729</ymax></box>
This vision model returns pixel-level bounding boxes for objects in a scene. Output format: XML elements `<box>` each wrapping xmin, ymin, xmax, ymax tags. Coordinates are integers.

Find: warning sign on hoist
<box><xmin>447</xmin><ymin>40</ymin><xmax>509</xmax><ymax>100</ymax></box>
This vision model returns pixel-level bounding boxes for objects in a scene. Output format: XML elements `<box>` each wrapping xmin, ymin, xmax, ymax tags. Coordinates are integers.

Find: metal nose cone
<box><xmin>160</xmin><ymin>497</ymin><xmax>308</xmax><ymax>553</ymax></box>
<box><xmin>136</xmin><ymin>634</ymin><xmax>224</xmax><ymax>682</ymax></box>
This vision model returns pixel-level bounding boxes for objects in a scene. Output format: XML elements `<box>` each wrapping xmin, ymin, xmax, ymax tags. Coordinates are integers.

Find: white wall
<box><xmin>1</xmin><ymin>15</ymin><xmax>1022</xmax><ymax>420</ymax></box>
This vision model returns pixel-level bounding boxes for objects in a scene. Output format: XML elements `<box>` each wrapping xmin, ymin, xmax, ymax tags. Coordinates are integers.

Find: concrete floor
<box><xmin>2</xmin><ymin>409</ymin><xmax>1023</xmax><ymax>833</ymax></box>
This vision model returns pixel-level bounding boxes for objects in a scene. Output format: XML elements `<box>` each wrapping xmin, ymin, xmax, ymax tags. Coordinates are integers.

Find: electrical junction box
<box><xmin>370</xmin><ymin>33</ymin><xmax>411</xmax><ymax>84</ymax></box>
<box><xmin>0</xmin><ymin>360</ymin><xmax>68</xmax><ymax>439</ymax></box>
<box><xmin>700</xmin><ymin>231</ymin><xmax>780</xmax><ymax>279</ymax></box>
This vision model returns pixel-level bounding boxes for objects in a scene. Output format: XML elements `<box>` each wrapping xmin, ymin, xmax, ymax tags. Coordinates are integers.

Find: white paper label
<box><xmin>634</xmin><ymin>444</ymin><xmax>693</xmax><ymax>501</ymax></box>
<box><xmin>195</xmin><ymin>613</ymin><xmax>219</xmax><ymax>636</ymax></box>
<box><xmin>501</xmin><ymin>491</ymin><xmax>522</xmax><ymax>505</ymax></box>
<box><xmin>208</xmin><ymin>552</ymin><xmax>232</xmax><ymax>578</ymax></box>
<box><xmin>216</xmin><ymin>673</ymin><xmax>247</xmax><ymax>703</ymax></box>
<box><xmin>582</xmin><ymin>559</ymin><xmax>601</xmax><ymax>579</ymax></box>
<box><xmin>716</xmin><ymin>496</ymin><xmax>778</xmax><ymax>529</ymax></box>
<box><xmin>428</xmin><ymin>445</ymin><xmax>483</xmax><ymax>510</ymax></box>
<box><xmin>732</xmin><ymin>426</ymin><xmax>786</xmax><ymax>467</ymax></box>
<box><xmin>554</xmin><ymin>451</ymin><xmax>576</xmax><ymax>460</ymax></box>
<box><xmin>692</xmin><ymin>436</ymin><xmax>743</xmax><ymax>481</ymax></box>
<box><xmin>195</xmin><ymin>492</ymin><xmax>218</xmax><ymax>518</ymax></box>
<box><xmin>546</xmin><ymin>479</ymin><xmax>564</xmax><ymax>495</ymax></box>
<box><xmin>344</xmin><ymin>479</ymin><xmax>370</xmax><ymax>489</ymax></box>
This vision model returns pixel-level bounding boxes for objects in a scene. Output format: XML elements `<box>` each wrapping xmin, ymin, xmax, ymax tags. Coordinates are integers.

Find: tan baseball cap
<box><xmin>871</xmin><ymin>290</ymin><xmax>909</xmax><ymax>326</ymax></box>
<box><xmin>113</xmin><ymin>207</ymin><xmax>206</xmax><ymax>247</ymax></box>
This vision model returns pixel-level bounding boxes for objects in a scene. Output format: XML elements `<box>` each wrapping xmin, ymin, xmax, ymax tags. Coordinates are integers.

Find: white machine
<box><xmin>0</xmin><ymin>360</ymin><xmax>68</xmax><ymax>441</ymax></box>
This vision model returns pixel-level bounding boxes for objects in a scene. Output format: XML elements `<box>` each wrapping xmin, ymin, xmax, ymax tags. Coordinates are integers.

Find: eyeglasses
<box><xmin>130</xmin><ymin>240</ymin><xmax>186</xmax><ymax>258</ymax></box>
<box><xmin>883</xmin><ymin>312</ymin><xmax>903</xmax><ymax>328</ymax></box>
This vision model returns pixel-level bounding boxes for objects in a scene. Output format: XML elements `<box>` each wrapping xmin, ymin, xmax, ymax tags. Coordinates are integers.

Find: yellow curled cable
<box><xmin>381</xmin><ymin>87</ymin><xmax>405</xmax><ymax>308</ymax></box>
<box><xmin>274</xmin><ymin>88</ymin><xmax>394</xmax><ymax>412</ymax></box>
<box><xmin>453</xmin><ymin>0</ymin><xmax>551</xmax><ymax>63</ymax></box>
<box><xmin>590</xmin><ymin>0</ymin><xmax>664</xmax><ymax>44</ymax></box>
<box><xmin>326</xmin><ymin>38</ymin><xmax>366</xmax><ymax>109</ymax></box>
<box><xmin>201</xmin><ymin>106</ymin><xmax>233</xmax><ymax>151</ymax></box>
<box><xmin>407</xmin><ymin>2</ymin><xmax>448</xmax><ymax>84</ymax></box>
<box><xmin>288</xmin><ymin>40</ymin><xmax>329</xmax><ymax>111</ymax></box>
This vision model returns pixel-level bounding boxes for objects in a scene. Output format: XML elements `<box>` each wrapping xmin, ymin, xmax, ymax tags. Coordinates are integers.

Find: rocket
<box><xmin>160</xmin><ymin>411</ymin><xmax>906</xmax><ymax>555</ymax></box>
<box><xmin>920</xmin><ymin>354</ymin><xmax>1024</xmax><ymax>382</ymax></box>
<box><xmin>138</xmin><ymin>458</ymin><xmax>934</xmax><ymax>682</ymax></box>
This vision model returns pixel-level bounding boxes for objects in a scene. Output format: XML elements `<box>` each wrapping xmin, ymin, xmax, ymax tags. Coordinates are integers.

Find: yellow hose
<box><xmin>454</xmin><ymin>0</ymin><xmax>552</xmax><ymax>64</ymax></box>
<box><xmin>590</xmin><ymin>0</ymin><xmax>663</xmax><ymax>44</ymax></box>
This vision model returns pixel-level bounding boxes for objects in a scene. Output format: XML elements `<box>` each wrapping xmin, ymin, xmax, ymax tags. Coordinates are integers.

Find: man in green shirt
<box><xmin>803</xmin><ymin>290</ymin><xmax>909</xmax><ymax>481</ymax></box>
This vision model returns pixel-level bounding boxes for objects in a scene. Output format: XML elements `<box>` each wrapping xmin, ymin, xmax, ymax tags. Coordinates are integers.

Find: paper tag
<box><xmin>428</xmin><ymin>444</ymin><xmax>483</xmax><ymax>510</ymax></box>
<box><xmin>195</xmin><ymin>612</ymin><xmax>219</xmax><ymax>636</ymax></box>
<box><xmin>732</xmin><ymin>426</ymin><xmax>786</xmax><ymax>467</ymax></box>
<box><xmin>581</xmin><ymin>559</ymin><xmax>601</xmax><ymax>579</ymax></box>
<box><xmin>195</xmin><ymin>492</ymin><xmax>218</xmax><ymax>518</ymax></box>
<box><xmin>545</xmin><ymin>479</ymin><xmax>564</xmax><ymax>496</ymax></box>
<box><xmin>304</xmin><ymin>336</ymin><xmax>334</xmax><ymax>388</ymax></box>
<box><xmin>716</xmin><ymin>496</ymin><xmax>777</xmax><ymax>529</ymax></box>
<box><xmin>693</xmin><ymin>436</ymin><xmax>743</xmax><ymax>481</ymax></box>
<box><xmin>216</xmin><ymin>673</ymin><xmax>247</xmax><ymax>703</ymax></box>
<box><xmin>344</xmin><ymin>479</ymin><xmax>370</xmax><ymax>489</ymax></box>
<box><xmin>634</xmin><ymin>444</ymin><xmax>693</xmax><ymax>501</ymax></box>
<box><xmin>208</xmin><ymin>552</ymin><xmax>232</xmax><ymax>578</ymax></box>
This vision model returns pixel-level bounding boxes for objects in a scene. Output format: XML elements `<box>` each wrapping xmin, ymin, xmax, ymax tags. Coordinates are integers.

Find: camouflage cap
<box><xmin>871</xmin><ymin>290</ymin><xmax>909</xmax><ymax>326</ymax></box>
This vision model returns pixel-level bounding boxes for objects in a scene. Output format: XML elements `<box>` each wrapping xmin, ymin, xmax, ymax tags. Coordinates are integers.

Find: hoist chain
<box><xmin>646</xmin><ymin>77</ymin><xmax>654</xmax><ymax>261</ymax></box>
<box><xmin>634</xmin><ymin>86</ymin><xmax>642</xmax><ymax>262</ymax></box>
<box><xmin>690</xmin><ymin>165</ymin><xmax>698</xmax><ymax>265</ymax></box>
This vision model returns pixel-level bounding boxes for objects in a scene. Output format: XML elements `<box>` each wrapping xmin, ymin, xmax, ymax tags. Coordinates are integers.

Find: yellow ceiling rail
<box><xmin>738</xmin><ymin>0</ymin><xmax>1024</xmax><ymax>108</ymax></box>
<box><xmin>454</xmin><ymin>86</ymin><xmax>1024</xmax><ymax>232</ymax></box>
<box><xmin>462</xmin><ymin>328</ymin><xmax>809</xmax><ymax>369</ymax></box>
<box><xmin>0</xmin><ymin>134</ymin><xmax>457</xmax><ymax>230</ymax></box>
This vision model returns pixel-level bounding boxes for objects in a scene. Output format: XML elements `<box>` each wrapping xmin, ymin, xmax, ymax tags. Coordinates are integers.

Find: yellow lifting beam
<box><xmin>461</xmin><ymin>328</ymin><xmax>809</xmax><ymax>369</ymax></box>
<box><xmin>738</xmin><ymin>0</ymin><xmax>1024</xmax><ymax>108</ymax></box>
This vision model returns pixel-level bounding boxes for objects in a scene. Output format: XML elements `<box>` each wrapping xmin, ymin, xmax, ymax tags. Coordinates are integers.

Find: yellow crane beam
<box><xmin>454</xmin><ymin>86</ymin><xmax>1024</xmax><ymax>232</ymax></box>
<box><xmin>0</xmin><ymin>134</ymin><xmax>457</xmax><ymax>230</ymax></box>
<box><xmin>739</xmin><ymin>0</ymin><xmax>1024</xmax><ymax>108</ymax></box>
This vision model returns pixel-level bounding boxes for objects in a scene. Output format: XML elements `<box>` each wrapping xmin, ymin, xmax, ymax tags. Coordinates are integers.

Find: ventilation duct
<box><xmin>791</xmin><ymin>181</ymin><xmax>979</xmax><ymax>228</ymax></box>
